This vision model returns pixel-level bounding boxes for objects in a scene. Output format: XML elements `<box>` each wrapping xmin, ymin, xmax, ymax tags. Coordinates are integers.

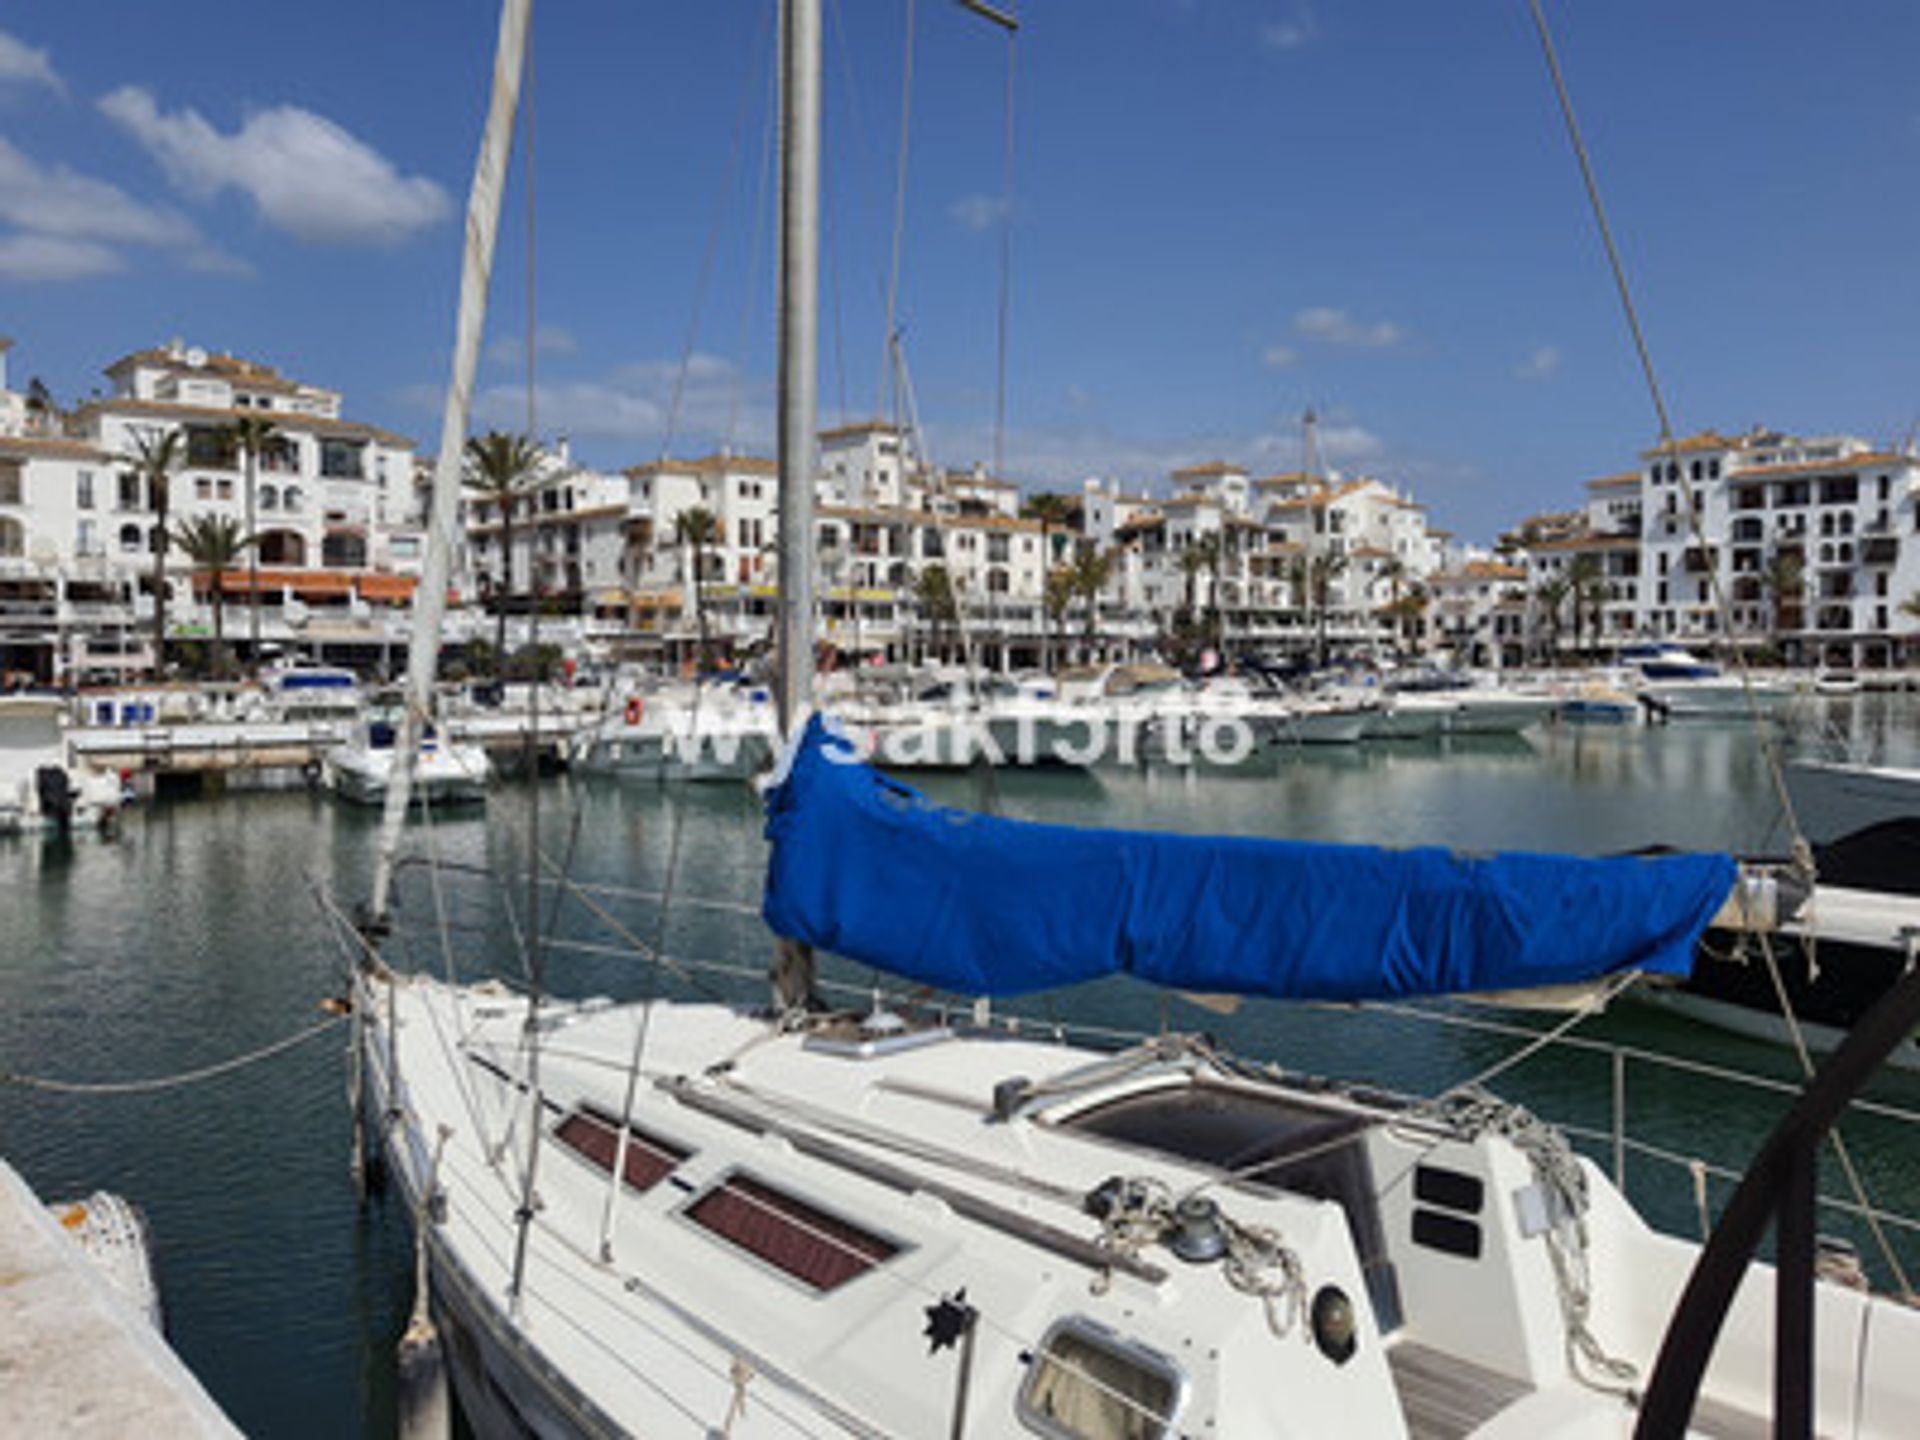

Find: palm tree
<box><xmin>1285</xmin><ymin>553</ymin><xmax>1311</xmax><ymax>641</ymax></box>
<box><xmin>1764</xmin><ymin>549</ymin><xmax>1806</xmax><ymax>658</ymax></box>
<box><xmin>1043</xmin><ymin>565</ymin><xmax>1075</xmax><ymax>665</ymax></box>
<box><xmin>1177</xmin><ymin>541</ymin><xmax>1211</xmax><ymax>628</ymax></box>
<box><xmin>913</xmin><ymin>564</ymin><xmax>959</xmax><ymax>661</ymax></box>
<box><xmin>464</xmin><ymin>431</ymin><xmax>541</xmax><ymax>675</ymax></box>
<box><xmin>1533</xmin><ymin>574</ymin><xmax>1571</xmax><ymax>665</ymax></box>
<box><xmin>1069</xmin><ymin>544</ymin><xmax>1115</xmax><ymax>655</ymax></box>
<box><xmin>1567</xmin><ymin>554</ymin><xmax>1605</xmax><ymax>661</ymax></box>
<box><xmin>1021</xmin><ymin>492</ymin><xmax>1076</xmax><ymax>669</ymax></box>
<box><xmin>171</xmin><ymin>514</ymin><xmax>255</xmax><ymax>677</ymax></box>
<box><xmin>1309</xmin><ymin>551</ymin><xmax>1348</xmax><ymax>667</ymax></box>
<box><xmin>673</xmin><ymin>505</ymin><xmax>722</xmax><ymax>671</ymax></box>
<box><xmin>1377</xmin><ymin>555</ymin><xmax>1407</xmax><ymax>653</ymax></box>
<box><xmin>1389</xmin><ymin>582</ymin><xmax>1431</xmax><ymax>654</ymax></box>
<box><xmin>122</xmin><ymin>426</ymin><xmax>184</xmax><ymax>677</ymax></box>
<box><xmin>224</xmin><ymin>414</ymin><xmax>279</xmax><ymax>671</ymax></box>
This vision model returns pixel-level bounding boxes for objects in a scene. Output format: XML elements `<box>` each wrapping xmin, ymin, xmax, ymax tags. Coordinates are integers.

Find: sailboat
<box><xmin>349</xmin><ymin>4</ymin><xmax>1920</xmax><ymax>1436</ymax></box>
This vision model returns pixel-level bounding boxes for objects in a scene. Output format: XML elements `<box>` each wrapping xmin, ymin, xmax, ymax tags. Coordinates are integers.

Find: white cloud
<box><xmin>918</xmin><ymin>413</ymin><xmax>1387</xmax><ymax>496</ymax></box>
<box><xmin>404</xmin><ymin>352</ymin><xmax>770</xmax><ymax>454</ymax></box>
<box><xmin>1293</xmin><ymin>305</ymin><xmax>1407</xmax><ymax>349</ymax></box>
<box><xmin>1514</xmin><ymin>345</ymin><xmax>1563</xmax><ymax>381</ymax></box>
<box><xmin>949</xmin><ymin>193</ymin><xmax>1010</xmax><ymax>232</ymax></box>
<box><xmin>487</xmin><ymin>327</ymin><xmax>580</xmax><ymax>368</ymax></box>
<box><xmin>0</xmin><ymin>232</ymin><xmax>121</xmax><ymax>282</ymax></box>
<box><xmin>1261</xmin><ymin>344</ymin><xmax>1299</xmax><ymax>368</ymax></box>
<box><xmin>0</xmin><ymin>136</ymin><xmax>197</xmax><ymax>247</ymax></box>
<box><xmin>0</xmin><ymin>31</ymin><xmax>63</xmax><ymax>97</ymax></box>
<box><xmin>1260</xmin><ymin>4</ymin><xmax>1318</xmax><ymax>50</ymax></box>
<box><xmin>0</xmin><ymin>135</ymin><xmax>242</xmax><ymax>283</ymax></box>
<box><xmin>100</xmin><ymin>86</ymin><xmax>451</xmax><ymax>247</ymax></box>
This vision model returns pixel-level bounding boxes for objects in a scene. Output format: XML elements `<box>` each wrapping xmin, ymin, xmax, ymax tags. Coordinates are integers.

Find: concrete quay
<box><xmin>0</xmin><ymin>1158</ymin><xmax>240</xmax><ymax>1438</ymax></box>
<box><xmin>70</xmin><ymin>712</ymin><xmax>593</xmax><ymax>790</ymax></box>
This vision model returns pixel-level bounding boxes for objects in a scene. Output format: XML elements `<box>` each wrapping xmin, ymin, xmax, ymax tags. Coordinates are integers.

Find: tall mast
<box><xmin>770</xmin><ymin>0</ymin><xmax>822</xmax><ymax>1012</ymax></box>
<box><xmin>775</xmin><ymin>0</ymin><xmax>820</xmax><ymax>734</ymax></box>
<box><xmin>369</xmin><ymin>0</ymin><xmax>530</xmax><ymax>923</ymax></box>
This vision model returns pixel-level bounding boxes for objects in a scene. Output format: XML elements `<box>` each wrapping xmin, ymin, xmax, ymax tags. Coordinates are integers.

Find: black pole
<box><xmin>1634</xmin><ymin>962</ymin><xmax>1920</xmax><ymax>1437</ymax></box>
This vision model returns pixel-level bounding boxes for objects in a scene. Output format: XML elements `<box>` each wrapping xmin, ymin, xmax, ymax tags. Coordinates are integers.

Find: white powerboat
<box><xmin>325</xmin><ymin>714</ymin><xmax>491</xmax><ymax>808</ymax></box>
<box><xmin>0</xmin><ymin>693</ymin><xmax>123</xmax><ymax>834</ymax></box>
<box><xmin>572</xmin><ymin>682</ymin><xmax>779</xmax><ymax>782</ymax></box>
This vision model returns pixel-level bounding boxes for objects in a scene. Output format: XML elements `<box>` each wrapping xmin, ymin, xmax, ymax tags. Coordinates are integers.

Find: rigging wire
<box><xmin>661</xmin><ymin>1</ymin><xmax>775</xmax><ymax>464</ymax></box>
<box><xmin>1523</xmin><ymin>0</ymin><xmax>1808</xmax><ymax>861</ymax></box>
<box><xmin>1527</xmin><ymin>0</ymin><xmax>1917</xmax><ymax>1295</ymax></box>
<box><xmin>989</xmin><ymin>4</ymin><xmax>1018</xmax><ymax>492</ymax></box>
<box><xmin>877</xmin><ymin>0</ymin><xmax>916</xmax><ymax>426</ymax></box>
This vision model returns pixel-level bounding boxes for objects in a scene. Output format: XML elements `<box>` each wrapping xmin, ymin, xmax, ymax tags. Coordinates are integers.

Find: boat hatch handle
<box><xmin>658</xmin><ymin>1076</ymin><xmax>1166</xmax><ymax>1284</ymax></box>
<box><xmin>1634</xmin><ymin>959</ymin><xmax>1920</xmax><ymax>1438</ymax></box>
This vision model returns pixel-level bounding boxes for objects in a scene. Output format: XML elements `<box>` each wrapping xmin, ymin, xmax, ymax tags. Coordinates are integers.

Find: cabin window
<box><xmin>1018</xmin><ymin>1318</ymin><xmax>1183</xmax><ymax>1440</ymax></box>
<box><xmin>553</xmin><ymin>1105</ymin><xmax>689</xmax><ymax>1193</ymax></box>
<box><xmin>684</xmin><ymin>1172</ymin><xmax>898</xmax><ymax>1292</ymax></box>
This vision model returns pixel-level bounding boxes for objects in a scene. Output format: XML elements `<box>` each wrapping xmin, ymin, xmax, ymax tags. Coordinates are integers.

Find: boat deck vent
<box><xmin>686</xmin><ymin>1172</ymin><xmax>900</xmax><ymax>1292</ymax></box>
<box><xmin>554</xmin><ymin>1104</ymin><xmax>690</xmax><ymax>1193</ymax></box>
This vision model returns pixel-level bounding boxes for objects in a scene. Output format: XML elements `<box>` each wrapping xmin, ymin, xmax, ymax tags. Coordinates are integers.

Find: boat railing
<box><xmin>388</xmin><ymin>861</ymin><xmax>1920</xmax><ymax>1289</ymax></box>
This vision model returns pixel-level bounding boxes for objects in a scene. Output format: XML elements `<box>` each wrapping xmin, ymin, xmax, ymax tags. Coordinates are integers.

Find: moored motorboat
<box><xmin>1635</xmin><ymin>820</ymin><xmax>1920</xmax><ymax>1071</ymax></box>
<box><xmin>0</xmin><ymin>693</ymin><xmax>123</xmax><ymax>834</ymax></box>
<box><xmin>1782</xmin><ymin>758</ymin><xmax>1920</xmax><ymax>846</ymax></box>
<box><xmin>325</xmin><ymin>711</ymin><xmax>491</xmax><ymax>808</ymax></box>
<box><xmin>572</xmin><ymin>682</ymin><xmax>779</xmax><ymax>782</ymax></box>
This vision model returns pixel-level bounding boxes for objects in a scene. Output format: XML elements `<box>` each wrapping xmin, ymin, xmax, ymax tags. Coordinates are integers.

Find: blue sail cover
<box><xmin>762</xmin><ymin>716</ymin><xmax>1735</xmax><ymax>1001</ymax></box>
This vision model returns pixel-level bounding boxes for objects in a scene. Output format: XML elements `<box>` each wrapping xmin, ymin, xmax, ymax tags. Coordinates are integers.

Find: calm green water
<box><xmin>3</xmin><ymin>694</ymin><xmax>1919</xmax><ymax>1437</ymax></box>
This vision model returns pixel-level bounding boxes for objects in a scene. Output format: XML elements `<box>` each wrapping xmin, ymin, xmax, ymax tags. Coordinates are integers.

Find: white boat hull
<box><xmin>1782</xmin><ymin>759</ymin><xmax>1920</xmax><ymax>846</ymax></box>
<box><xmin>325</xmin><ymin>745</ymin><xmax>491</xmax><ymax>807</ymax></box>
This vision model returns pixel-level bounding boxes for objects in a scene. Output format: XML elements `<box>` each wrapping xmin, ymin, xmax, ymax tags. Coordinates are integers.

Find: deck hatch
<box><xmin>1018</xmin><ymin>1316</ymin><xmax>1183</xmax><ymax>1440</ymax></box>
<box><xmin>553</xmin><ymin>1105</ymin><xmax>689</xmax><ymax>1193</ymax></box>
<box><xmin>685</xmin><ymin>1172</ymin><xmax>899</xmax><ymax>1292</ymax></box>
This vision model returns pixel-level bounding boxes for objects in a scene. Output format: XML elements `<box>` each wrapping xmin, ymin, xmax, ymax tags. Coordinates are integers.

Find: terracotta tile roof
<box><xmin>1587</xmin><ymin>471</ymin><xmax>1641</xmax><ymax>490</ymax></box>
<box><xmin>624</xmin><ymin>453</ymin><xmax>779</xmax><ymax>478</ymax></box>
<box><xmin>817</xmin><ymin>502</ymin><xmax>1040</xmax><ymax>533</ymax></box>
<box><xmin>1724</xmin><ymin>452</ymin><xmax>1910</xmax><ymax>482</ymax></box>
<box><xmin>1639</xmin><ymin>430</ymin><xmax>1733</xmax><ymax>459</ymax></box>
<box><xmin>1171</xmin><ymin>460</ymin><xmax>1243</xmax><ymax>478</ymax></box>
<box><xmin>73</xmin><ymin>398</ymin><xmax>413</xmax><ymax>448</ymax></box>
<box><xmin>818</xmin><ymin>419</ymin><xmax>899</xmax><ymax>442</ymax></box>
<box><xmin>0</xmin><ymin>434</ymin><xmax>115</xmax><ymax>461</ymax></box>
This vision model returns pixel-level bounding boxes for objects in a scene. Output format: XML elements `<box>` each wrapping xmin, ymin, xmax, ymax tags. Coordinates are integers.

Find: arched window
<box><xmin>119</xmin><ymin>523</ymin><xmax>144</xmax><ymax>554</ymax></box>
<box><xmin>282</xmin><ymin>486</ymin><xmax>303</xmax><ymax>512</ymax></box>
<box><xmin>259</xmin><ymin>485</ymin><xmax>278</xmax><ymax>511</ymax></box>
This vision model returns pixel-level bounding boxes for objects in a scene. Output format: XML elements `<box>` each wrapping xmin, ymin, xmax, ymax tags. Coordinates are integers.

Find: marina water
<box><xmin>4</xmin><ymin>694</ymin><xmax>1919</xmax><ymax>1437</ymax></box>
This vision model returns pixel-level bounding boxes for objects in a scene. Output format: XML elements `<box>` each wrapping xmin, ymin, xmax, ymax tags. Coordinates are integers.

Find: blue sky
<box><xmin>1</xmin><ymin>1</ymin><xmax>1916</xmax><ymax>543</ymax></box>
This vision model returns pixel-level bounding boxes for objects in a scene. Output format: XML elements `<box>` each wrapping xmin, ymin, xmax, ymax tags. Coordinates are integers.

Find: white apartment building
<box><xmin>1531</xmin><ymin>428</ymin><xmax>1920</xmax><ymax>668</ymax></box>
<box><xmin>0</xmin><ymin>338</ymin><xmax>423</xmax><ymax>679</ymax></box>
<box><xmin>1425</xmin><ymin>558</ymin><xmax>1530</xmax><ymax>667</ymax></box>
<box><xmin>460</xmin><ymin>438</ymin><xmax>628</xmax><ymax>655</ymax></box>
<box><xmin>619</xmin><ymin>428</ymin><xmax>1054</xmax><ymax>665</ymax></box>
<box><xmin>1091</xmin><ymin>460</ymin><xmax>1455</xmax><ymax>659</ymax></box>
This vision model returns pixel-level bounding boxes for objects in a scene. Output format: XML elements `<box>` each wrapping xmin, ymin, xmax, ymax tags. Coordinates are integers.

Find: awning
<box><xmin>630</xmin><ymin>589</ymin><xmax>683</xmax><ymax>610</ymax></box>
<box><xmin>355</xmin><ymin>574</ymin><xmax>418</xmax><ymax>603</ymax></box>
<box><xmin>196</xmin><ymin>567</ymin><xmax>353</xmax><ymax>597</ymax></box>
